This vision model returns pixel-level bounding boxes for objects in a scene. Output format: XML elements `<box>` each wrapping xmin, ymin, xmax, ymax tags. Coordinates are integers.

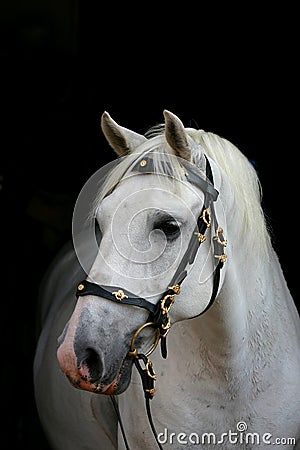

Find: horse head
<box><xmin>57</xmin><ymin>110</ymin><xmax>228</xmax><ymax>395</ymax></box>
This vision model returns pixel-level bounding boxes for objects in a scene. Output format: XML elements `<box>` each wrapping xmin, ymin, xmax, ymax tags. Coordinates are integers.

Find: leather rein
<box><xmin>75</xmin><ymin>155</ymin><xmax>227</xmax><ymax>449</ymax></box>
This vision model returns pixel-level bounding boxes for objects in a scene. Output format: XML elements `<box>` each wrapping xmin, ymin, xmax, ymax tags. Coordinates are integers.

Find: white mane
<box><xmin>186</xmin><ymin>127</ymin><xmax>272</xmax><ymax>258</ymax></box>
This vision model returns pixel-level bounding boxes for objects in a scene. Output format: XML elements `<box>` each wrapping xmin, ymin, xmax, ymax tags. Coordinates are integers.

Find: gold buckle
<box><xmin>112</xmin><ymin>290</ymin><xmax>129</xmax><ymax>301</ymax></box>
<box><xmin>214</xmin><ymin>253</ymin><xmax>227</xmax><ymax>263</ymax></box>
<box><xmin>168</xmin><ymin>284</ymin><xmax>180</xmax><ymax>295</ymax></box>
<box><xmin>161</xmin><ymin>316</ymin><xmax>171</xmax><ymax>331</ymax></box>
<box><xmin>146</xmin><ymin>360</ymin><xmax>157</xmax><ymax>380</ymax></box>
<box><xmin>145</xmin><ymin>388</ymin><xmax>156</xmax><ymax>396</ymax></box>
<box><xmin>194</xmin><ymin>232</ymin><xmax>206</xmax><ymax>243</ymax></box>
<box><xmin>214</xmin><ymin>226</ymin><xmax>227</xmax><ymax>247</ymax></box>
<box><xmin>200</xmin><ymin>208</ymin><xmax>211</xmax><ymax>228</ymax></box>
<box><xmin>161</xmin><ymin>294</ymin><xmax>175</xmax><ymax>314</ymax></box>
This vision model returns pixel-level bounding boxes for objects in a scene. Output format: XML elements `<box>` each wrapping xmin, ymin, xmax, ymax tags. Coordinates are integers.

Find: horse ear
<box><xmin>163</xmin><ymin>110</ymin><xmax>191</xmax><ymax>161</ymax></box>
<box><xmin>101</xmin><ymin>111</ymin><xmax>147</xmax><ymax>157</ymax></box>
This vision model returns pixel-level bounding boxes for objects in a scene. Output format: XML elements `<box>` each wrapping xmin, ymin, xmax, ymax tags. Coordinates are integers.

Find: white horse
<box><xmin>34</xmin><ymin>110</ymin><xmax>300</xmax><ymax>449</ymax></box>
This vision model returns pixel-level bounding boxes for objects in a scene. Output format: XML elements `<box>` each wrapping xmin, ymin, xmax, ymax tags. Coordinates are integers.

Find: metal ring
<box><xmin>128</xmin><ymin>322</ymin><xmax>161</xmax><ymax>358</ymax></box>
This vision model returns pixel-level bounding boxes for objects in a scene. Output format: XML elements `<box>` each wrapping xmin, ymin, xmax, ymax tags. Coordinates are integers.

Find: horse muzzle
<box><xmin>56</xmin><ymin>297</ymin><xmax>135</xmax><ymax>394</ymax></box>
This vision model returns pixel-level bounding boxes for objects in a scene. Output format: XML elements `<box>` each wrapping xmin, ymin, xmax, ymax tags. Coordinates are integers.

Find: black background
<box><xmin>1</xmin><ymin>2</ymin><xmax>298</xmax><ymax>449</ymax></box>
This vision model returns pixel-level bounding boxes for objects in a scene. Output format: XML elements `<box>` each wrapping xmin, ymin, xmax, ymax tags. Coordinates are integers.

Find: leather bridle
<box><xmin>75</xmin><ymin>154</ymin><xmax>227</xmax><ymax>449</ymax></box>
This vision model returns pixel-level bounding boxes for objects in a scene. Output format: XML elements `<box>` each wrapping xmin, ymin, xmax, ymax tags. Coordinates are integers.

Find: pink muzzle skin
<box><xmin>57</xmin><ymin>344</ymin><xmax>121</xmax><ymax>394</ymax></box>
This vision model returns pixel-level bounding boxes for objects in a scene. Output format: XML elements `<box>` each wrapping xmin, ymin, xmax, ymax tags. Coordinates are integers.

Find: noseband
<box><xmin>75</xmin><ymin>155</ymin><xmax>227</xmax><ymax>450</ymax></box>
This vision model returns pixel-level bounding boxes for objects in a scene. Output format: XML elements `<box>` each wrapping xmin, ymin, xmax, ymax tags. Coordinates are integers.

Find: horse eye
<box><xmin>154</xmin><ymin>219</ymin><xmax>180</xmax><ymax>238</ymax></box>
<box><xmin>95</xmin><ymin>220</ymin><xmax>102</xmax><ymax>245</ymax></box>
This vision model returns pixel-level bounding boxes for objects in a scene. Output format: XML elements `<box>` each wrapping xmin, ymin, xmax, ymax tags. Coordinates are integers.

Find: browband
<box><xmin>132</xmin><ymin>155</ymin><xmax>219</xmax><ymax>201</ymax></box>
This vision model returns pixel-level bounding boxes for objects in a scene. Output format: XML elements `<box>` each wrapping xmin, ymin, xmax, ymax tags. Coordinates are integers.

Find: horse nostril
<box><xmin>79</xmin><ymin>348</ymin><xmax>103</xmax><ymax>383</ymax></box>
